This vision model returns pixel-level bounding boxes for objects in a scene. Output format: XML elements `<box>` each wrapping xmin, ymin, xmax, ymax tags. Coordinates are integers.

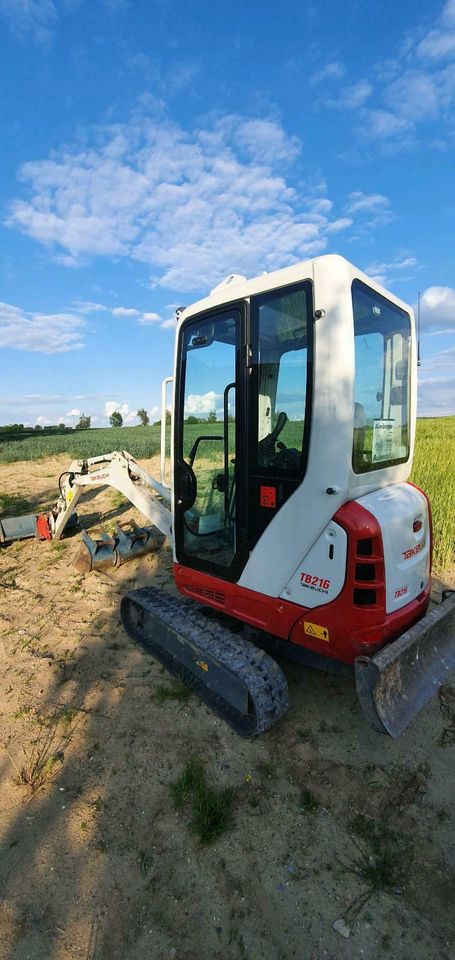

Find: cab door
<box><xmin>174</xmin><ymin>305</ymin><xmax>247</xmax><ymax>579</ymax></box>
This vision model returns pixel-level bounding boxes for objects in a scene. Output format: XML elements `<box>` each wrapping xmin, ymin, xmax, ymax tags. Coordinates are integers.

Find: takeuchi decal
<box><xmin>300</xmin><ymin>572</ymin><xmax>331</xmax><ymax>594</ymax></box>
<box><xmin>402</xmin><ymin>538</ymin><xmax>425</xmax><ymax>561</ymax></box>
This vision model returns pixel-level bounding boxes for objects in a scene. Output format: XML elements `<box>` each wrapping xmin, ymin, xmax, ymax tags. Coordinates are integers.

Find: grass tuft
<box><xmin>347</xmin><ymin>814</ymin><xmax>411</xmax><ymax>893</ymax></box>
<box><xmin>300</xmin><ymin>788</ymin><xmax>319</xmax><ymax>813</ymax></box>
<box><xmin>153</xmin><ymin>677</ymin><xmax>193</xmax><ymax>705</ymax></box>
<box><xmin>256</xmin><ymin>759</ymin><xmax>275</xmax><ymax>780</ymax></box>
<box><xmin>170</xmin><ymin>757</ymin><xmax>235</xmax><ymax>843</ymax></box>
<box><xmin>6</xmin><ymin>710</ymin><xmax>80</xmax><ymax>794</ymax></box>
<box><xmin>170</xmin><ymin>756</ymin><xmax>205</xmax><ymax>808</ymax></box>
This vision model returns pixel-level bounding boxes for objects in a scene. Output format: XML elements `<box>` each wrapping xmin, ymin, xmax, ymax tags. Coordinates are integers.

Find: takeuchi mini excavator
<box><xmin>2</xmin><ymin>255</ymin><xmax>454</xmax><ymax>737</ymax></box>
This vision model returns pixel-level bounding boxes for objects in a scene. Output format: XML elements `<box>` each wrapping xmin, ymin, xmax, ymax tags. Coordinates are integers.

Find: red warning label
<box><xmin>260</xmin><ymin>485</ymin><xmax>276</xmax><ymax>508</ymax></box>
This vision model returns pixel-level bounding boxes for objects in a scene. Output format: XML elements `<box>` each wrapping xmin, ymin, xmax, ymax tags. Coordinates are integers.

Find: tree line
<box><xmin>0</xmin><ymin>408</ymin><xmax>224</xmax><ymax>435</ymax></box>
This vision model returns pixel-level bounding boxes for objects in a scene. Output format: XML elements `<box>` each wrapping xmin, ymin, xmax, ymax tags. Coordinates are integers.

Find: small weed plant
<box><xmin>6</xmin><ymin>710</ymin><xmax>80</xmax><ymax>795</ymax></box>
<box><xmin>170</xmin><ymin>757</ymin><xmax>235</xmax><ymax>843</ymax></box>
<box><xmin>300</xmin><ymin>788</ymin><xmax>319</xmax><ymax>813</ymax></box>
<box><xmin>154</xmin><ymin>677</ymin><xmax>193</xmax><ymax>705</ymax></box>
<box><xmin>347</xmin><ymin>813</ymin><xmax>411</xmax><ymax>894</ymax></box>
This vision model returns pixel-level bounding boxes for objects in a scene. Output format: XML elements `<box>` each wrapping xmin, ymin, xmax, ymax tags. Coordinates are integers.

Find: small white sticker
<box><xmin>372</xmin><ymin>419</ymin><xmax>394</xmax><ymax>463</ymax></box>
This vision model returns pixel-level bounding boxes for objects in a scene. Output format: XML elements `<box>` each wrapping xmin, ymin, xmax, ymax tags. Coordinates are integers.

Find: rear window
<box><xmin>352</xmin><ymin>280</ymin><xmax>411</xmax><ymax>474</ymax></box>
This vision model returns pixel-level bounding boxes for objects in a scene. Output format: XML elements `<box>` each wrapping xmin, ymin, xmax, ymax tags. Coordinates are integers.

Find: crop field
<box><xmin>1</xmin><ymin>416</ymin><xmax>453</xmax><ymax>571</ymax></box>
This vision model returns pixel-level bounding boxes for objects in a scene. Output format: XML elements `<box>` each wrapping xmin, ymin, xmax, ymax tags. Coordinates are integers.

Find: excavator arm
<box><xmin>0</xmin><ymin>450</ymin><xmax>172</xmax><ymax>546</ymax></box>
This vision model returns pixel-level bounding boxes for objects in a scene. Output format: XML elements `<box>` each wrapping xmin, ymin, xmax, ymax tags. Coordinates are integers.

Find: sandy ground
<box><xmin>0</xmin><ymin>454</ymin><xmax>454</xmax><ymax>960</ymax></box>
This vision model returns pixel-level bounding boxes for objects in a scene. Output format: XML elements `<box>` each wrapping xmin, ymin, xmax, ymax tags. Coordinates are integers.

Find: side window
<box><xmin>274</xmin><ymin>347</ymin><xmax>308</xmax><ymax>452</ymax></box>
<box><xmin>352</xmin><ymin>281</ymin><xmax>411</xmax><ymax>473</ymax></box>
<box><xmin>252</xmin><ymin>282</ymin><xmax>312</xmax><ymax>476</ymax></box>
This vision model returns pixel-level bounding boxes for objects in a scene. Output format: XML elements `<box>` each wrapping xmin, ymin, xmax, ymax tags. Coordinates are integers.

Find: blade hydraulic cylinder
<box><xmin>355</xmin><ymin>592</ymin><xmax>455</xmax><ymax>737</ymax></box>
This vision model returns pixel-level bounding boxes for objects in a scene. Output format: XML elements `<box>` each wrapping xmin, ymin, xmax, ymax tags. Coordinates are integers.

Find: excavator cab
<box><xmin>173</xmin><ymin>257</ymin><xmax>420</xmax><ymax>614</ymax></box>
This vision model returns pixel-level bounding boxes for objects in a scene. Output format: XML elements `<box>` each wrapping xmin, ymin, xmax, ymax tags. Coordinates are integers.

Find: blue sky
<box><xmin>0</xmin><ymin>0</ymin><xmax>454</xmax><ymax>427</ymax></box>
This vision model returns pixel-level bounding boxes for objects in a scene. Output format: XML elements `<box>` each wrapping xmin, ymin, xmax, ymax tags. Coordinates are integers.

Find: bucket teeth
<box><xmin>73</xmin><ymin>530</ymin><xmax>119</xmax><ymax>573</ymax></box>
<box><xmin>73</xmin><ymin>523</ymin><xmax>165</xmax><ymax>574</ymax></box>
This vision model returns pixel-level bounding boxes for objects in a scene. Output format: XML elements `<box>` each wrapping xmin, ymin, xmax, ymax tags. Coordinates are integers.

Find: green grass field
<box><xmin>410</xmin><ymin>417</ymin><xmax>454</xmax><ymax>571</ymax></box>
<box><xmin>1</xmin><ymin>416</ymin><xmax>453</xmax><ymax>570</ymax></box>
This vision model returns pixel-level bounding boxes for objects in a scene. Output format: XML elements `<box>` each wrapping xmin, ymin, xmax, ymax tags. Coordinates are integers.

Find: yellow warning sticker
<box><xmin>304</xmin><ymin>621</ymin><xmax>330</xmax><ymax>642</ymax></box>
<box><xmin>195</xmin><ymin>660</ymin><xmax>209</xmax><ymax>672</ymax></box>
<box><xmin>66</xmin><ymin>490</ymin><xmax>73</xmax><ymax>503</ymax></box>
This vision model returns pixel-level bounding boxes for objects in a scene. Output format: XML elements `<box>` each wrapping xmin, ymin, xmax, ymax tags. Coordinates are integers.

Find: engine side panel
<box><xmin>281</xmin><ymin>521</ymin><xmax>347</xmax><ymax>608</ymax></box>
<box><xmin>357</xmin><ymin>482</ymin><xmax>430</xmax><ymax>614</ymax></box>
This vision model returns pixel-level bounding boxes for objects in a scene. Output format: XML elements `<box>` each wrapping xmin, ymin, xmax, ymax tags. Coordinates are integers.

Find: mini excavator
<box><xmin>2</xmin><ymin>255</ymin><xmax>454</xmax><ymax>737</ymax></box>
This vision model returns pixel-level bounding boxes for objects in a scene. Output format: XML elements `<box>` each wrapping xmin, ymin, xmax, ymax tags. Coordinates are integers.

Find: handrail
<box><xmin>160</xmin><ymin>376</ymin><xmax>174</xmax><ymax>487</ymax></box>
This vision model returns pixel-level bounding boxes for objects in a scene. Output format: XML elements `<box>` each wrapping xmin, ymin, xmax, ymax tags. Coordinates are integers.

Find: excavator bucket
<box><xmin>355</xmin><ymin>592</ymin><xmax>455</xmax><ymax>737</ymax></box>
<box><xmin>73</xmin><ymin>521</ymin><xmax>165</xmax><ymax>573</ymax></box>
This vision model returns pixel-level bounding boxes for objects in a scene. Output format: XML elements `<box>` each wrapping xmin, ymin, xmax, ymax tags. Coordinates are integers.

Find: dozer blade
<box><xmin>0</xmin><ymin>512</ymin><xmax>78</xmax><ymax>545</ymax></box>
<box><xmin>355</xmin><ymin>592</ymin><xmax>455</xmax><ymax>738</ymax></box>
<box><xmin>121</xmin><ymin>586</ymin><xmax>289</xmax><ymax>736</ymax></box>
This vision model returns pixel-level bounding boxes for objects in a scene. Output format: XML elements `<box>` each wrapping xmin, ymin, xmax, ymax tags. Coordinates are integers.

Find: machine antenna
<box><xmin>417</xmin><ymin>291</ymin><xmax>422</xmax><ymax>366</ymax></box>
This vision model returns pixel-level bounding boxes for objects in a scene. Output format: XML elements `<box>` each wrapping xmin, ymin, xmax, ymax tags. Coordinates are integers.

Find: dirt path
<box><xmin>0</xmin><ymin>456</ymin><xmax>454</xmax><ymax>960</ymax></box>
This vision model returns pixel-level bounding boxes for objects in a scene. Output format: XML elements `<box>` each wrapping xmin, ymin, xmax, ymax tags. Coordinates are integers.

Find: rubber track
<box><xmin>121</xmin><ymin>586</ymin><xmax>289</xmax><ymax>736</ymax></box>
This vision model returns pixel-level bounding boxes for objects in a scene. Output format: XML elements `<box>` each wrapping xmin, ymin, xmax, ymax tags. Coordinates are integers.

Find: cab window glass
<box><xmin>352</xmin><ymin>280</ymin><xmax>411</xmax><ymax>473</ymax></box>
<box><xmin>252</xmin><ymin>283</ymin><xmax>312</xmax><ymax>475</ymax></box>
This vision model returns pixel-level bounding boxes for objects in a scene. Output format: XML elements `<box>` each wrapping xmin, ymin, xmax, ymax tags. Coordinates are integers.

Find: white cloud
<box><xmin>419</xmin><ymin>286</ymin><xmax>455</xmax><ymax>327</ymax></box>
<box><xmin>383</xmin><ymin>70</ymin><xmax>449</xmax><ymax>123</ymax></box>
<box><xmin>311</xmin><ymin>61</ymin><xmax>345</xmax><ymax>86</ymax></box>
<box><xmin>345</xmin><ymin>192</ymin><xmax>394</xmax><ymax>227</ymax></box>
<box><xmin>418</xmin><ymin>372</ymin><xmax>455</xmax><ymax>416</ymax></box>
<box><xmin>0</xmin><ymin>0</ymin><xmax>57</xmax><ymax>44</ymax></box>
<box><xmin>184</xmin><ymin>391</ymin><xmax>221</xmax><ymax>416</ymax></box>
<box><xmin>346</xmin><ymin>191</ymin><xmax>390</xmax><ymax>214</ymax></box>
<box><xmin>327</xmin><ymin>80</ymin><xmax>373</xmax><ymax>110</ymax></box>
<box><xmin>325</xmin><ymin>217</ymin><xmax>353</xmax><ymax>233</ymax></box>
<box><xmin>138</xmin><ymin>311</ymin><xmax>161</xmax><ymax>324</ymax></box>
<box><xmin>312</xmin><ymin>5</ymin><xmax>455</xmax><ymax>151</ymax></box>
<box><xmin>73</xmin><ymin>300</ymin><xmax>106</xmax><ymax>314</ymax></box>
<box><xmin>161</xmin><ymin>315</ymin><xmax>178</xmax><ymax>329</ymax></box>
<box><xmin>36</xmin><ymin>414</ymin><xmax>51</xmax><ymax>426</ymax></box>
<box><xmin>53</xmin><ymin>253</ymin><xmax>81</xmax><ymax>267</ymax></box>
<box><xmin>360</xmin><ymin>109</ymin><xmax>413</xmax><ymax>141</ymax></box>
<box><xmin>365</xmin><ymin>255</ymin><xmax>417</xmax><ymax>286</ymax></box>
<box><xmin>65</xmin><ymin>408</ymin><xmax>82</xmax><ymax>418</ymax></box>
<box><xmin>6</xmin><ymin>109</ymin><xmax>356</xmax><ymax>294</ymax></box>
<box><xmin>104</xmin><ymin>400</ymin><xmax>137</xmax><ymax>423</ymax></box>
<box><xmin>0</xmin><ymin>0</ymin><xmax>128</xmax><ymax>44</ymax></box>
<box><xmin>233</xmin><ymin>118</ymin><xmax>301</xmax><ymax>164</ymax></box>
<box><xmin>0</xmin><ymin>300</ymin><xmax>85</xmax><ymax>353</ymax></box>
<box><xmin>112</xmin><ymin>306</ymin><xmax>141</xmax><ymax>317</ymax></box>
<box><xmin>417</xmin><ymin>0</ymin><xmax>455</xmax><ymax>60</ymax></box>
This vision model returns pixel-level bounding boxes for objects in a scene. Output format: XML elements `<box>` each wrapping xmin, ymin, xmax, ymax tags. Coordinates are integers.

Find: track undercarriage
<box><xmin>121</xmin><ymin>586</ymin><xmax>289</xmax><ymax>736</ymax></box>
